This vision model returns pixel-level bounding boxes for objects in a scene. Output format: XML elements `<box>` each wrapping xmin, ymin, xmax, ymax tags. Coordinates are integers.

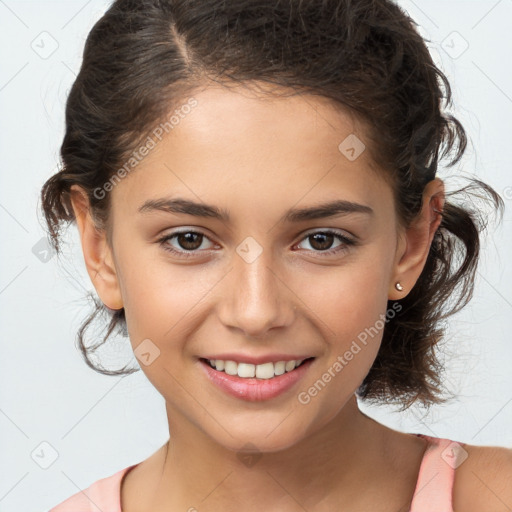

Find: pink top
<box><xmin>48</xmin><ymin>434</ymin><xmax>462</xmax><ymax>512</ymax></box>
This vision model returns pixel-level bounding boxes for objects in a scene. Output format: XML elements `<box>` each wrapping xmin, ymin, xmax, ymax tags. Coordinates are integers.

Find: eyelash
<box><xmin>157</xmin><ymin>229</ymin><xmax>357</xmax><ymax>259</ymax></box>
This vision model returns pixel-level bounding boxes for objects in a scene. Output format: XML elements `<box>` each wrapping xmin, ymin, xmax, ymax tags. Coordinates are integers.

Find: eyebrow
<box><xmin>138</xmin><ymin>197</ymin><xmax>374</xmax><ymax>223</ymax></box>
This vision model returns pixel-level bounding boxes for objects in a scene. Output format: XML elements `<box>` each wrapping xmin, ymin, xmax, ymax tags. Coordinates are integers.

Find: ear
<box><xmin>69</xmin><ymin>185</ymin><xmax>124</xmax><ymax>310</ymax></box>
<box><xmin>389</xmin><ymin>177</ymin><xmax>445</xmax><ymax>300</ymax></box>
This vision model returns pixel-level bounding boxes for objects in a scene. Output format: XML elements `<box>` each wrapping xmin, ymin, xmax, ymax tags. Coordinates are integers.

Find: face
<box><xmin>72</xmin><ymin>82</ymin><xmax>443</xmax><ymax>453</ymax></box>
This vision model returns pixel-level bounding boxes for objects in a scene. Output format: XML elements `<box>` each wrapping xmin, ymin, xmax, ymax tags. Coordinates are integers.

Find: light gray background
<box><xmin>0</xmin><ymin>1</ymin><xmax>511</xmax><ymax>510</ymax></box>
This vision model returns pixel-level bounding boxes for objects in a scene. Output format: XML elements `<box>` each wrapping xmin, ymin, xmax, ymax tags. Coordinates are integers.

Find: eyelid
<box><xmin>298</xmin><ymin>226</ymin><xmax>355</xmax><ymax>240</ymax></box>
<box><xmin>158</xmin><ymin>227</ymin><xmax>357</xmax><ymax>260</ymax></box>
<box><xmin>293</xmin><ymin>228</ymin><xmax>356</xmax><ymax>252</ymax></box>
<box><xmin>158</xmin><ymin>228</ymin><xmax>217</xmax><ymax>249</ymax></box>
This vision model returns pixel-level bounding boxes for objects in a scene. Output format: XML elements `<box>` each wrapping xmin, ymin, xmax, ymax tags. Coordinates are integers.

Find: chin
<box><xmin>204</xmin><ymin>416</ymin><xmax>314</xmax><ymax>456</ymax></box>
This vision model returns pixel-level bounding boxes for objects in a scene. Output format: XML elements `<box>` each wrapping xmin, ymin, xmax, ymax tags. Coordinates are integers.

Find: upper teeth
<box><xmin>208</xmin><ymin>359</ymin><xmax>305</xmax><ymax>379</ymax></box>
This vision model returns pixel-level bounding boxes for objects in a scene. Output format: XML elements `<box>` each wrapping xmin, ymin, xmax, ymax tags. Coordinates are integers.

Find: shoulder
<box><xmin>49</xmin><ymin>465</ymin><xmax>132</xmax><ymax>511</ymax></box>
<box><xmin>453</xmin><ymin>442</ymin><xmax>512</xmax><ymax>512</ymax></box>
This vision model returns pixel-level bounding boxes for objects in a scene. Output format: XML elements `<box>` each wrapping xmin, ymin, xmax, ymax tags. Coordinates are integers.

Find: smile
<box><xmin>202</xmin><ymin>358</ymin><xmax>312</xmax><ymax>379</ymax></box>
<box><xmin>199</xmin><ymin>357</ymin><xmax>315</xmax><ymax>402</ymax></box>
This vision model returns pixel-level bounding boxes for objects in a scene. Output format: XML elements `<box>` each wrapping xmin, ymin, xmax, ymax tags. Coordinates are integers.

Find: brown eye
<box><xmin>175</xmin><ymin>232</ymin><xmax>203</xmax><ymax>251</ymax></box>
<box><xmin>296</xmin><ymin>229</ymin><xmax>356</xmax><ymax>256</ymax></box>
<box><xmin>157</xmin><ymin>229</ymin><xmax>215</xmax><ymax>258</ymax></box>
<box><xmin>308</xmin><ymin>232</ymin><xmax>335</xmax><ymax>251</ymax></box>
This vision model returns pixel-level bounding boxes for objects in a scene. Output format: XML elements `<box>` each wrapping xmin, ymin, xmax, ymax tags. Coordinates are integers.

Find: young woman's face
<box><xmin>105</xmin><ymin>83</ymin><xmax>406</xmax><ymax>452</ymax></box>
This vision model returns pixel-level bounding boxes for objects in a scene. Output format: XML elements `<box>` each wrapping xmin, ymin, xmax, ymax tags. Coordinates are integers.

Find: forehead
<box><xmin>111</xmin><ymin>83</ymin><xmax>392</xmax><ymax>222</ymax></box>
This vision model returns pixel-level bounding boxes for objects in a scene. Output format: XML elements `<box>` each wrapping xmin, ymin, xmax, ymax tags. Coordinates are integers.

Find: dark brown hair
<box><xmin>40</xmin><ymin>0</ymin><xmax>505</xmax><ymax>410</ymax></box>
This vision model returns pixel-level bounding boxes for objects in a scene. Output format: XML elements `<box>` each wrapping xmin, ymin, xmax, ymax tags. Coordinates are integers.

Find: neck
<box><xmin>147</xmin><ymin>395</ymin><xmax>392</xmax><ymax>511</ymax></box>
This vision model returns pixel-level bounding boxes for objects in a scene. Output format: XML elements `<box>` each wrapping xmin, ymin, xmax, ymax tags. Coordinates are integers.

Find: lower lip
<box><xmin>199</xmin><ymin>358</ymin><xmax>314</xmax><ymax>402</ymax></box>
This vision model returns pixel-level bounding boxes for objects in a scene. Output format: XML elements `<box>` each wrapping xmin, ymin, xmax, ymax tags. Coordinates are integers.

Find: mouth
<box><xmin>198</xmin><ymin>356</ymin><xmax>316</xmax><ymax>402</ymax></box>
<box><xmin>199</xmin><ymin>357</ymin><xmax>315</xmax><ymax>379</ymax></box>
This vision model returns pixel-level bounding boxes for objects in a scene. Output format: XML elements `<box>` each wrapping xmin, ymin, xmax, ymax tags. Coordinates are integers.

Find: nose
<box><xmin>216</xmin><ymin>243</ymin><xmax>296</xmax><ymax>339</ymax></box>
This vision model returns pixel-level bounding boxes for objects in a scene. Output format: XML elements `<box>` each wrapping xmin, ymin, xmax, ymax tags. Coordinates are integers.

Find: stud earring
<box><xmin>395</xmin><ymin>282</ymin><xmax>404</xmax><ymax>291</ymax></box>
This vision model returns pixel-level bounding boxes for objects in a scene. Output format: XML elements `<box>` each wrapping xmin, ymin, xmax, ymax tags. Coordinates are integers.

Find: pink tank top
<box><xmin>48</xmin><ymin>434</ymin><xmax>460</xmax><ymax>511</ymax></box>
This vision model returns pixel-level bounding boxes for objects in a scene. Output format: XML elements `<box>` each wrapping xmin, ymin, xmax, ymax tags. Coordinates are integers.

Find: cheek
<box><xmin>301</xmin><ymin>256</ymin><xmax>390</xmax><ymax>336</ymax></box>
<box><xmin>300</xmin><ymin>258</ymin><xmax>390</xmax><ymax>383</ymax></box>
<box><xmin>117</xmin><ymin>249</ymin><xmax>220</xmax><ymax>352</ymax></box>
<box><xmin>299</xmin><ymin>277</ymin><xmax>387</xmax><ymax>420</ymax></box>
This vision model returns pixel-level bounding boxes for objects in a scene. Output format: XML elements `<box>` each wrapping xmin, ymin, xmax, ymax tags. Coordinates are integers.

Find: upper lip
<box><xmin>200</xmin><ymin>353</ymin><xmax>314</xmax><ymax>365</ymax></box>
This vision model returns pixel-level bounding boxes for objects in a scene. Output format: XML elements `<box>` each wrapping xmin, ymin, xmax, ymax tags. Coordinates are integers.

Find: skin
<box><xmin>69</xmin><ymin>81</ymin><xmax>456</xmax><ymax>511</ymax></box>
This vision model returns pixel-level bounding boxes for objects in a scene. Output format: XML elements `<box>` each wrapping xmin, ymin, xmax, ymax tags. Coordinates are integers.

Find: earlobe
<box><xmin>69</xmin><ymin>185</ymin><xmax>124</xmax><ymax>310</ymax></box>
<box><xmin>389</xmin><ymin>231</ymin><xmax>408</xmax><ymax>299</ymax></box>
<box><xmin>389</xmin><ymin>178</ymin><xmax>445</xmax><ymax>300</ymax></box>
